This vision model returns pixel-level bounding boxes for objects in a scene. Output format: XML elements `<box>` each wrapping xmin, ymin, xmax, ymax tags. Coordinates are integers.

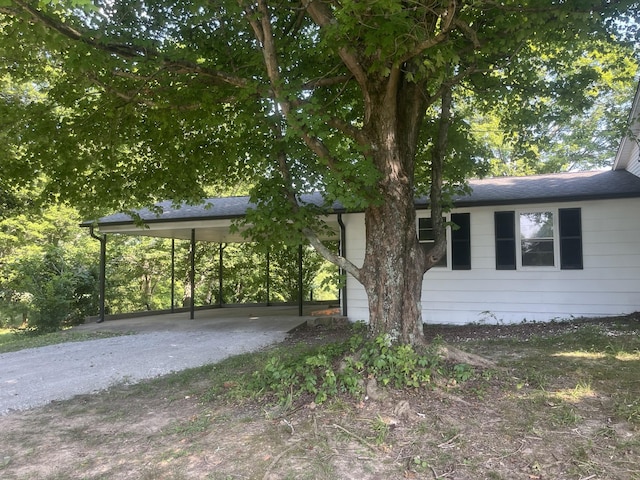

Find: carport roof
<box><xmin>82</xmin><ymin>192</ymin><xmax>344</xmax><ymax>242</ymax></box>
<box><xmin>83</xmin><ymin>169</ymin><xmax>640</xmax><ymax>240</ymax></box>
<box><xmin>85</xmin><ymin>192</ymin><xmax>338</xmax><ymax>227</ymax></box>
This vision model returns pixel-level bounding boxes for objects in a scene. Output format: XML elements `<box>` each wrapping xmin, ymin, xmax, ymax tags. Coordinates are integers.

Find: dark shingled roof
<box><xmin>448</xmin><ymin>169</ymin><xmax>640</xmax><ymax>207</ymax></box>
<box><xmin>87</xmin><ymin>192</ymin><xmax>334</xmax><ymax>226</ymax></box>
<box><xmin>89</xmin><ymin>170</ymin><xmax>640</xmax><ymax>226</ymax></box>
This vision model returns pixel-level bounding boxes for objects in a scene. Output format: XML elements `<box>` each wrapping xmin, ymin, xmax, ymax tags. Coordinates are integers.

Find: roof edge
<box><xmin>614</xmin><ymin>80</ymin><xmax>640</xmax><ymax>170</ymax></box>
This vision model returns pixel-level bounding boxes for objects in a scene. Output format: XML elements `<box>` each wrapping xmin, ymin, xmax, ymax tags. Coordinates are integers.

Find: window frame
<box><xmin>417</xmin><ymin>215</ymin><xmax>449</xmax><ymax>268</ymax></box>
<box><xmin>495</xmin><ymin>207</ymin><xmax>583</xmax><ymax>271</ymax></box>
<box><xmin>516</xmin><ymin>209</ymin><xmax>559</xmax><ymax>270</ymax></box>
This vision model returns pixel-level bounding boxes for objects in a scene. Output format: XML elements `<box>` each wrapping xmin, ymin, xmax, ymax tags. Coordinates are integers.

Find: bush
<box><xmin>6</xmin><ymin>247</ymin><xmax>98</xmax><ymax>333</ymax></box>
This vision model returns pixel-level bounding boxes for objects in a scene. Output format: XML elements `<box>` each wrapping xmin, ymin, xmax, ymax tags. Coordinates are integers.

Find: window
<box><xmin>520</xmin><ymin>212</ymin><xmax>555</xmax><ymax>267</ymax></box>
<box><xmin>418</xmin><ymin>217</ymin><xmax>447</xmax><ymax>267</ymax></box>
<box><xmin>495</xmin><ymin>208</ymin><xmax>583</xmax><ymax>270</ymax></box>
<box><xmin>418</xmin><ymin>213</ymin><xmax>471</xmax><ymax>270</ymax></box>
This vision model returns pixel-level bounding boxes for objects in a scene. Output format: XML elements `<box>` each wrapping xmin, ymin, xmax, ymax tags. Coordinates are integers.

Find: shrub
<box><xmin>7</xmin><ymin>247</ymin><xmax>98</xmax><ymax>333</ymax></box>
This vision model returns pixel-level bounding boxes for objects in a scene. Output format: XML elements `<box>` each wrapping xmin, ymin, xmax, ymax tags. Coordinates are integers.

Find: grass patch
<box><xmin>0</xmin><ymin>327</ymin><xmax>131</xmax><ymax>353</ymax></box>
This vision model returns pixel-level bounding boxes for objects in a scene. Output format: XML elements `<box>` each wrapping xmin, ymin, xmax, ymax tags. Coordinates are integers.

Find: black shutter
<box><xmin>495</xmin><ymin>211</ymin><xmax>516</xmax><ymax>270</ymax></box>
<box><xmin>451</xmin><ymin>213</ymin><xmax>471</xmax><ymax>270</ymax></box>
<box><xmin>559</xmin><ymin>208</ymin><xmax>583</xmax><ymax>270</ymax></box>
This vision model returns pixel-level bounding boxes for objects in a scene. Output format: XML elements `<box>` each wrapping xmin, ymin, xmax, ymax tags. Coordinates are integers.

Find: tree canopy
<box><xmin>1</xmin><ymin>0</ymin><xmax>638</xmax><ymax>343</ymax></box>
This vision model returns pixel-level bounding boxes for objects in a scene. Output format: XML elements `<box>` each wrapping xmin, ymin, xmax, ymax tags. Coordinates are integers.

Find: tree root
<box><xmin>436</xmin><ymin>344</ymin><xmax>496</xmax><ymax>369</ymax></box>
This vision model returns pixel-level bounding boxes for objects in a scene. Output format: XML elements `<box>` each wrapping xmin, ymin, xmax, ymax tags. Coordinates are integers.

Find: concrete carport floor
<box><xmin>73</xmin><ymin>304</ymin><xmax>317</xmax><ymax>334</ymax></box>
<box><xmin>0</xmin><ymin>305</ymin><xmax>320</xmax><ymax>415</ymax></box>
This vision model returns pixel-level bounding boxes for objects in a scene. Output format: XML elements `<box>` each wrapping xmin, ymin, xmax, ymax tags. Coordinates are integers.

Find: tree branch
<box><xmin>257</xmin><ymin>0</ymin><xmax>282</xmax><ymax>92</ymax></box>
<box><xmin>87</xmin><ymin>74</ymin><xmax>158</xmax><ymax>107</ymax></box>
<box><xmin>303</xmin><ymin>0</ymin><xmax>371</xmax><ymax>111</ymax></box>
<box><xmin>303</xmin><ymin>227</ymin><xmax>362</xmax><ymax>281</ymax></box>
<box><xmin>242</xmin><ymin>0</ymin><xmax>367</xmax><ymax>177</ymax></box>
<box><xmin>269</xmin><ymin>125</ymin><xmax>362</xmax><ymax>281</ymax></box>
<box><xmin>11</xmin><ymin>1</ymin><xmax>253</xmax><ymax>90</ymax></box>
<box><xmin>425</xmin><ymin>83</ymin><xmax>453</xmax><ymax>271</ymax></box>
<box><xmin>425</xmin><ymin>64</ymin><xmax>478</xmax><ymax>108</ymax></box>
<box><xmin>453</xmin><ymin>18</ymin><xmax>481</xmax><ymax>49</ymax></box>
<box><xmin>87</xmin><ymin>74</ymin><xmax>203</xmax><ymax>110</ymax></box>
<box><xmin>301</xmin><ymin>75</ymin><xmax>353</xmax><ymax>90</ymax></box>
<box><xmin>247</xmin><ymin>0</ymin><xmax>363</xmax><ymax>278</ymax></box>
<box><xmin>326</xmin><ymin>118</ymin><xmax>369</xmax><ymax>147</ymax></box>
<box><xmin>14</xmin><ymin>0</ymin><xmax>145</xmax><ymax>59</ymax></box>
<box><xmin>398</xmin><ymin>0</ymin><xmax>457</xmax><ymax>64</ymax></box>
<box><xmin>162</xmin><ymin>60</ymin><xmax>252</xmax><ymax>89</ymax></box>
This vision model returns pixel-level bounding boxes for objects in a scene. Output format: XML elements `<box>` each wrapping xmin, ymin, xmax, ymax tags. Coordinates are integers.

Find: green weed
<box><xmin>249</xmin><ymin>331</ymin><xmax>444</xmax><ymax>407</ymax></box>
<box><xmin>371</xmin><ymin>415</ymin><xmax>390</xmax><ymax>445</ymax></box>
<box><xmin>168</xmin><ymin>412</ymin><xmax>213</xmax><ymax>436</ymax></box>
<box><xmin>452</xmin><ymin>363</ymin><xmax>474</xmax><ymax>382</ymax></box>
<box><xmin>616</xmin><ymin>396</ymin><xmax>640</xmax><ymax>424</ymax></box>
<box><xmin>550</xmin><ymin>403</ymin><xmax>581</xmax><ymax>427</ymax></box>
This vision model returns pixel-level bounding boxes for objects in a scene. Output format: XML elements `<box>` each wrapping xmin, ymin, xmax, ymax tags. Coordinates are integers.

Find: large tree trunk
<box><xmin>358</xmin><ymin>79</ymin><xmax>434</xmax><ymax>345</ymax></box>
<box><xmin>361</xmin><ymin>193</ymin><xmax>427</xmax><ymax>345</ymax></box>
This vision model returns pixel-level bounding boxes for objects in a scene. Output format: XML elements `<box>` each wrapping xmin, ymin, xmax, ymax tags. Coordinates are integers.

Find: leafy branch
<box><xmin>7</xmin><ymin>1</ymin><xmax>254</xmax><ymax>90</ymax></box>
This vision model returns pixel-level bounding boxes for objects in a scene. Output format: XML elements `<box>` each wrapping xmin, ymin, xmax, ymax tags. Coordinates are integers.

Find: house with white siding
<box><xmin>87</xmin><ymin>83</ymin><xmax>640</xmax><ymax>325</ymax></box>
<box><xmin>343</xmin><ymin>168</ymin><xmax>640</xmax><ymax>324</ymax></box>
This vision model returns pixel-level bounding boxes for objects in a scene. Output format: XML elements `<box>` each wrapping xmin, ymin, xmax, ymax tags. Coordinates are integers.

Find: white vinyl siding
<box><xmin>624</xmin><ymin>142</ymin><xmax>640</xmax><ymax>177</ymax></box>
<box><xmin>343</xmin><ymin>198</ymin><xmax>640</xmax><ymax>325</ymax></box>
<box><xmin>340</xmin><ymin>213</ymin><xmax>369</xmax><ymax>322</ymax></box>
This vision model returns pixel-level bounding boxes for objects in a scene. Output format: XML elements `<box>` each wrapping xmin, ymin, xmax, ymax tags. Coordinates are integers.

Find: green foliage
<box><xmin>6</xmin><ymin>245</ymin><xmax>98</xmax><ymax>333</ymax></box>
<box><xmin>1</xmin><ymin>0</ymin><xmax>636</xmax><ymax>213</ymax></box>
<box><xmin>354</xmin><ymin>334</ymin><xmax>440</xmax><ymax>389</ymax></box>
<box><xmin>254</xmin><ymin>343</ymin><xmax>349</xmax><ymax>405</ymax></box>
<box><xmin>371</xmin><ymin>414</ymin><xmax>390</xmax><ymax>445</ymax></box>
<box><xmin>550</xmin><ymin>403</ymin><xmax>582</xmax><ymax>427</ymax></box>
<box><xmin>251</xmin><ymin>330</ymin><xmax>443</xmax><ymax>406</ymax></box>
<box><xmin>104</xmin><ymin>239</ymin><xmax>338</xmax><ymax>315</ymax></box>
<box><xmin>452</xmin><ymin>363</ymin><xmax>474</xmax><ymax>383</ymax></box>
<box><xmin>0</xmin><ymin>203</ymin><xmax>99</xmax><ymax>331</ymax></box>
<box><xmin>616</xmin><ymin>396</ymin><xmax>640</xmax><ymax>425</ymax></box>
<box><xmin>472</xmin><ymin>41</ymin><xmax>639</xmax><ymax>175</ymax></box>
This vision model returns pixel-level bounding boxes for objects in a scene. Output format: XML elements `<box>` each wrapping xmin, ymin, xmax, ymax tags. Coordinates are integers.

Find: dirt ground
<box><xmin>1</xmin><ymin>316</ymin><xmax>639</xmax><ymax>479</ymax></box>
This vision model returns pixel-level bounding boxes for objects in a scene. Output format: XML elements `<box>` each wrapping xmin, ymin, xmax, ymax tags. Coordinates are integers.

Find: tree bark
<box><xmin>358</xmin><ymin>78</ymin><xmax>434</xmax><ymax>345</ymax></box>
<box><xmin>361</xmin><ymin>192</ymin><xmax>427</xmax><ymax>345</ymax></box>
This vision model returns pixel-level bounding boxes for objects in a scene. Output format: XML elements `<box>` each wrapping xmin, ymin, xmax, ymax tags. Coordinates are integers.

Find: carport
<box><xmin>81</xmin><ymin>194</ymin><xmax>347</xmax><ymax>323</ymax></box>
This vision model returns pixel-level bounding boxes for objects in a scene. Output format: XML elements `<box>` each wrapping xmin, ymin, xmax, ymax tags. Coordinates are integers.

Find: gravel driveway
<box><xmin>0</xmin><ymin>309</ymin><xmax>307</xmax><ymax>415</ymax></box>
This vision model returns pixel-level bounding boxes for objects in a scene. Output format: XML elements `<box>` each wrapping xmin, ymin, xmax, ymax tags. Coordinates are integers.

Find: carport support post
<box><xmin>98</xmin><ymin>234</ymin><xmax>107</xmax><ymax>323</ymax></box>
<box><xmin>170</xmin><ymin>239</ymin><xmax>175</xmax><ymax>313</ymax></box>
<box><xmin>218</xmin><ymin>243</ymin><xmax>224</xmax><ymax>307</ymax></box>
<box><xmin>190</xmin><ymin>229</ymin><xmax>196</xmax><ymax>320</ymax></box>
<box><xmin>298</xmin><ymin>244</ymin><xmax>303</xmax><ymax>316</ymax></box>
<box><xmin>266</xmin><ymin>248</ymin><xmax>271</xmax><ymax>306</ymax></box>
